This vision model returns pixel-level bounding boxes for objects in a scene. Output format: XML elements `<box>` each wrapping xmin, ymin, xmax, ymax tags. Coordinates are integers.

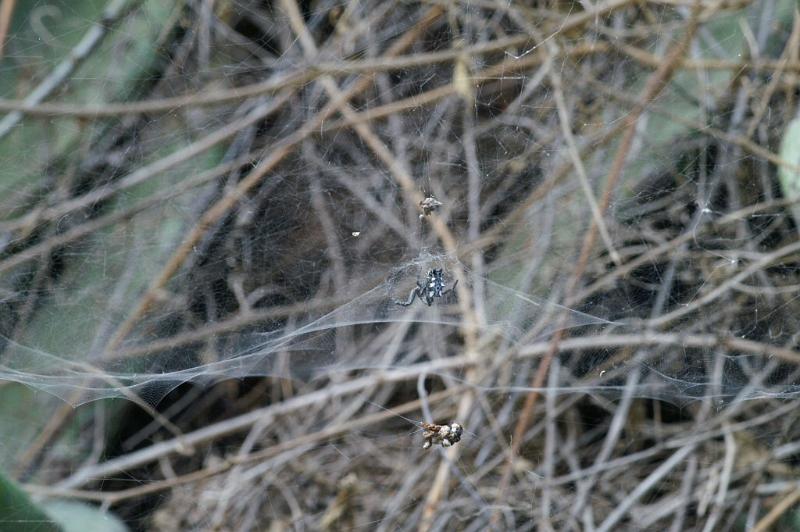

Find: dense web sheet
<box><xmin>0</xmin><ymin>253</ymin><xmax>616</xmax><ymax>404</ymax></box>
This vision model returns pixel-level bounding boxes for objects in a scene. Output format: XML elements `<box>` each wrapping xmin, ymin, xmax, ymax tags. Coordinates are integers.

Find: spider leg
<box><xmin>442</xmin><ymin>279</ymin><xmax>459</xmax><ymax>297</ymax></box>
<box><xmin>395</xmin><ymin>285</ymin><xmax>423</xmax><ymax>307</ymax></box>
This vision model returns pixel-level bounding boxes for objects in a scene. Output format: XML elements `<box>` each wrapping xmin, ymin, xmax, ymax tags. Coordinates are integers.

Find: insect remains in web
<box><xmin>419</xmin><ymin>196</ymin><xmax>443</xmax><ymax>218</ymax></box>
<box><xmin>421</xmin><ymin>422</ymin><xmax>463</xmax><ymax>449</ymax></box>
<box><xmin>394</xmin><ymin>268</ymin><xmax>458</xmax><ymax>307</ymax></box>
<box><xmin>364</xmin><ymin>400</ymin><xmax>465</xmax><ymax>450</ymax></box>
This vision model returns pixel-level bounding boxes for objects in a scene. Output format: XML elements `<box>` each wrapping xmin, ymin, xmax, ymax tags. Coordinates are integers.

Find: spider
<box><xmin>419</xmin><ymin>196</ymin><xmax>443</xmax><ymax>218</ymax></box>
<box><xmin>421</xmin><ymin>422</ymin><xmax>463</xmax><ymax>449</ymax></box>
<box><xmin>394</xmin><ymin>268</ymin><xmax>458</xmax><ymax>307</ymax></box>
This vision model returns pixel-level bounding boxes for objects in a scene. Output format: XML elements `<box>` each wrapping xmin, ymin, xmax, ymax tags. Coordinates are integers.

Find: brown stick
<box><xmin>0</xmin><ymin>0</ymin><xmax>15</xmax><ymax>59</ymax></box>
<box><xmin>753</xmin><ymin>487</ymin><xmax>800</xmax><ymax>532</ymax></box>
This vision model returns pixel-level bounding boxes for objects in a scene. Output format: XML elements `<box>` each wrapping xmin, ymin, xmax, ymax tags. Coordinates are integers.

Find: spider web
<box><xmin>0</xmin><ymin>0</ymin><xmax>797</xmax><ymax>410</ymax></box>
<box><xmin>0</xmin><ymin>251</ymin><xmax>615</xmax><ymax>404</ymax></box>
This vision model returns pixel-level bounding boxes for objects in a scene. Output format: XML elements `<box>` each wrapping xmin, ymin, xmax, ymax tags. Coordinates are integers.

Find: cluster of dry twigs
<box><xmin>2</xmin><ymin>0</ymin><xmax>800</xmax><ymax>530</ymax></box>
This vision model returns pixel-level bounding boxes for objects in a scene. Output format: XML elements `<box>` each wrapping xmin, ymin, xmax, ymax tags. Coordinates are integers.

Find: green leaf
<box><xmin>42</xmin><ymin>500</ymin><xmax>127</xmax><ymax>532</ymax></box>
<box><xmin>0</xmin><ymin>469</ymin><xmax>128</xmax><ymax>532</ymax></box>
<box><xmin>778</xmin><ymin>117</ymin><xmax>800</xmax><ymax>227</ymax></box>
<box><xmin>0</xmin><ymin>470</ymin><xmax>59</xmax><ymax>532</ymax></box>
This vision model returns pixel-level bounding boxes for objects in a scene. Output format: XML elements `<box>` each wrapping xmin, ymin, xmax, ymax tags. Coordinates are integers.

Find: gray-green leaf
<box><xmin>778</xmin><ymin>117</ymin><xmax>800</xmax><ymax>231</ymax></box>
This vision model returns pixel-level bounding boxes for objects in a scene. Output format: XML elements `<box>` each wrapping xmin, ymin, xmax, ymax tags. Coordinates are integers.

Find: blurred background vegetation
<box><xmin>1</xmin><ymin>0</ymin><xmax>800</xmax><ymax>530</ymax></box>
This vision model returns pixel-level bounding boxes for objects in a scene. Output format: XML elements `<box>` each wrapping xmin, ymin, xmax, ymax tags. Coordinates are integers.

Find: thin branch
<box><xmin>0</xmin><ymin>0</ymin><xmax>143</xmax><ymax>139</ymax></box>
